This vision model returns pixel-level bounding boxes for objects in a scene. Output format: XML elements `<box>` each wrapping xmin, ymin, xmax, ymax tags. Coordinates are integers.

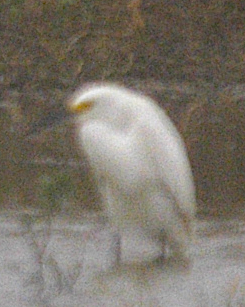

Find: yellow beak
<box><xmin>68</xmin><ymin>100</ymin><xmax>93</xmax><ymax>114</ymax></box>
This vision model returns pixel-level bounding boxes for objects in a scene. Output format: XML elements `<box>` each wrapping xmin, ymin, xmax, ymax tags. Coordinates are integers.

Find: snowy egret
<box><xmin>68</xmin><ymin>83</ymin><xmax>196</xmax><ymax>266</ymax></box>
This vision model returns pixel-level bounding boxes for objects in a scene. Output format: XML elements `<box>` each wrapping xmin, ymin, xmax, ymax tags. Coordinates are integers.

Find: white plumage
<box><xmin>68</xmin><ymin>83</ymin><xmax>196</xmax><ymax>266</ymax></box>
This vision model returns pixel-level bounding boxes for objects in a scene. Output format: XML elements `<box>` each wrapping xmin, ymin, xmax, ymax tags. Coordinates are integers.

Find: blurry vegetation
<box><xmin>0</xmin><ymin>0</ymin><xmax>244</xmax><ymax>217</ymax></box>
<box><xmin>181</xmin><ymin>91</ymin><xmax>245</xmax><ymax>218</ymax></box>
<box><xmin>1</xmin><ymin>0</ymin><xmax>245</xmax><ymax>88</ymax></box>
<box><xmin>0</xmin><ymin>101</ymin><xmax>99</xmax><ymax>214</ymax></box>
<box><xmin>38</xmin><ymin>173</ymin><xmax>75</xmax><ymax>214</ymax></box>
<box><xmin>36</xmin><ymin>165</ymin><xmax>100</xmax><ymax>216</ymax></box>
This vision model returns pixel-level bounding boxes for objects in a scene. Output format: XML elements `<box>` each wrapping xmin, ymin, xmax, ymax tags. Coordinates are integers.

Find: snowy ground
<box><xmin>0</xmin><ymin>211</ymin><xmax>245</xmax><ymax>307</ymax></box>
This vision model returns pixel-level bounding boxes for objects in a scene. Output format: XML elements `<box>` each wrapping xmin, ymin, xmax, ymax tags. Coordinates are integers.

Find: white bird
<box><xmin>68</xmin><ymin>83</ymin><xmax>196</xmax><ymax>267</ymax></box>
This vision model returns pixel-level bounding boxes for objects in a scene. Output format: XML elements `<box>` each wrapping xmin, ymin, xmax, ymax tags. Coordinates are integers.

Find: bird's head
<box><xmin>67</xmin><ymin>83</ymin><xmax>144</xmax><ymax>130</ymax></box>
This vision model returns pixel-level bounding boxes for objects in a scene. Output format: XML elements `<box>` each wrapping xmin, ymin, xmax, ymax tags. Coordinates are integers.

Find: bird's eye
<box><xmin>69</xmin><ymin>100</ymin><xmax>93</xmax><ymax>114</ymax></box>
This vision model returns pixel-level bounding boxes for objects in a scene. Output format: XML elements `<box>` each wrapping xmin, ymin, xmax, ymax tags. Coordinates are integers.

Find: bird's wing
<box><xmin>135</xmin><ymin>109</ymin><xmax>196</xmax><ymax>219</ymax></box>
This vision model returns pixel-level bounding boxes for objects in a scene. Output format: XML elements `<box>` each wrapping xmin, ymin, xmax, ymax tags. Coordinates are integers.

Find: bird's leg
<box><xmin>165</xmin><ymin>232</ymin><xmax>192</xmax><ymax>269</ymax></box>
<box><xmin>111</xmin><ymin>231</ymin><xmax>121</xmax><ymax>266</ymax></box>
<box><xmin>158</xmin><ymin>226</ymin><xmax>191</xmax><ymax>269</ymax></box>
<box><xmin>159</xmin><ymin>228</ymin><xmax>169</xmax><ymax>257</ymax></box>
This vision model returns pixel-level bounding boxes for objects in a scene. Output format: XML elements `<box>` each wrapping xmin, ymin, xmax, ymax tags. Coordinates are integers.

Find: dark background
<box><xmin>0</xmin><ymin>0</ymin><xmax>244</xmax><ymax>218</ymax></box>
